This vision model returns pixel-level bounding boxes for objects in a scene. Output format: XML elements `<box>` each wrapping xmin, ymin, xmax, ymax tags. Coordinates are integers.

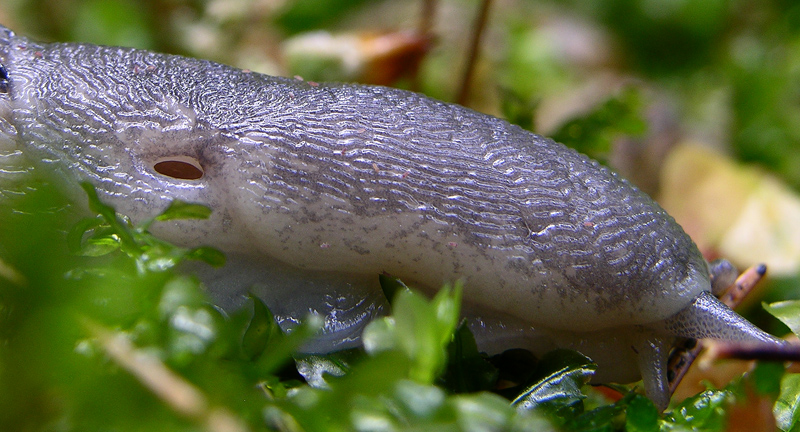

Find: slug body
<box><xmin>0</xmin><ymin>25</ymin><xmax>784</xmax><ymax>409</ymax></box>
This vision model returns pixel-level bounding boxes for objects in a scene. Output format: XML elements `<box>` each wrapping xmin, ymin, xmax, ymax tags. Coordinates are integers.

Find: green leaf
<box><xmin>378</xmin><ymin>273</ymin><xmax>411</xmax><ymax>304</ymax></box>
<box><xmin>764</xmin><ymin>300</ymin><xmax>800</xmax><ymax>337</ymax></box>
<box><xmin>81</xmin><ymin>236</ymin><xmax>122</xmax><ymax>257</ymax></box>
<box><xmin>512</xmin><ymin>350</ymin><xmax>597</xmax><ymax>415</ymax></box>
<box><xmin>559</xmin><ymin>392</ymin><xmax>655</xmax><ymax>432</ymax></box>
<box><xmin>392</xmin><ymin>379</ymin><xmax>446</xmax><ymax>420</ymax></box>
<box><xmin>158</xmin><ymin>276</ymin><xmax>208</xmax><ymax>319</ymax></box>
<box><xmin>450</xmin><ymin>392</ymin><xmax>526</xmax><ymax>432</ymax></box>
<box><xmin>257</xmin><ymin>313</ymin><xmax>324</xmax><ymax>375</ymax></box>
<box><xmin>242</xmin><ymin>294</ymin><xmax>280</xmax><ymax>361</ymax></box>
<box><xmin>442</xmin><ymin>321</ymin><xmax>499</xmax><ymax>393</ymax></box>
<box><xmin>155</xmin><ymin>201</ymin><xmax>212</xmax><ymax>222</ymax></box>
<box><xmin>141</xmin><ymin>254</ymin><xmax>183</xmax><ymax>273</ymax></box>
<box><xmin>393</xmin><ymin>285</ymin><xmax>462</xmax><ymax>384</ymax></box>
<box><xmin>67</xmin><ymin>216</ymin><xmax>117</xmax><ymax>256</ymax></box>
<box><xmin>565</xmin><ymin>400</ymin><xmax>625</xmax><ymax>431</ymax></box>
<box><xmin>81</xmin><ymin>182</ymin><xmax>117</xmax><ymax>222</ymax></box>
<box><xmin>664</xmin><ymin>388</ymin><xmax>733</xmax><ymax>431</ymax></box>
<box><xmin>362</xmin><ymin>316</ymin><xmax>398</xmax><ymax>353</ymax></box>
<box><xmin>185</xmin><ymin>246</ymin><xmax>226</xmax><ymax>267</ymax></box>
<box><xmin>775</xmin><ymin>373</ymin><xmax>800</xmax><ymax>431</ymax></box>
<box><xmin>752</xmin><ymin>361</ymin><xmax>786</xmax><ymax>396</ymax></box>
<box><xmin>393</xmin><ymin>288</ymin><xmax>444</xmax><ymax>383</ymax></box>
<box><xmin>432</xmin><ymin>285</ymin><xmax>461</xmax><ymax>339</ymax></box>
<box><xmin>165</xmin><ymin>307</ymin><xmax>217</xmax><ymax>364</ymax></box>
<box><xmin>362</xmin><ymin>284</ymin><xmax>462</xmax><ymax>385</ymax></box>
<box><xmin>75</xmin><ymin>184</ymin><xmax>226</xmax><ymax>273</ymax></box>
<box><xmin>625</xmin><ymin>394</ymin><xmax>659</xmax><ymax>432</ymax></box>
<box><xmin>80</xmin><ymin>182</ymin><xmax>140</xmax><ymax>255</ymax></box>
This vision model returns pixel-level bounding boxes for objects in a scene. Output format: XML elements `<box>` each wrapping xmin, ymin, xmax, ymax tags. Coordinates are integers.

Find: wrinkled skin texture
<box><xmin>0</xmin><ymin>25</ymin><xmax>785</xmax><ymax>409</ymax></box>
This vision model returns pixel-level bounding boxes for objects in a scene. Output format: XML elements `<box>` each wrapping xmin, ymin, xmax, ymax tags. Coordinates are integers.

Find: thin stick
<box><xmin>709</xmin><ymin>341</ymin><xmax>800</xmax><ymax>362</ymax></box>
<box><xmin>456</xmin><ymin>0</ymin><xmax>492</xmax><ymax>105</ymax></box>
<box><xmin>667</xmin><ymin>264</ymin><xmax>768</xmax><ymax>394</ymax></box>
<box><xmin>418</xmin><ymin>0</ymin><xmax>436</xmax><ymax>36</ymax></box>
<box><xmin>86</xmin><ymin>320</ymin><xmax>249</xmax><ymax>432</ymax></box>
<box><xmin>411</xmin><ymin>0</ymin><xmax>437</xmax><ymax>91</ymax></box>
<box><xmin>720</xmin><ymin>263</ymin><xmax>767</xmax><ymax>307</ymax></box>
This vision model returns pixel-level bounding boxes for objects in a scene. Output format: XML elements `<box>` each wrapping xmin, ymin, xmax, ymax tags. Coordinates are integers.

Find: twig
<box><xmin>456</xmin><ymin>0</ymin><xmax>492</xmax><ymax>105</ymax></box>
<box><xmin>720</xmin><ymin>263</ymin><xmax>767</xmax><ymax>307</ymax></box>
<box><xmin>708</xmin><ymin>341</ymin><xmax>800</xmax><ymax>362</ymax></box>
<box><xmin>85</xmin><ymin>320</ymin><xmax>249</xmax><ymax>432</ymax></box>
<box><xmin>418</xmin><ymin>0</ymin><xmax>436</xmax><ymax>37</ymax></box>
<box><xmin>410</xmin><ymin>0</ymin><xmax>437</xmax><ymax>91</ymax></box>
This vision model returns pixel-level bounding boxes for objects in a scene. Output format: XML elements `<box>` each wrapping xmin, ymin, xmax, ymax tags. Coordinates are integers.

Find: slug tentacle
<box><xmin>658</xmin><ymin>291</ymin><xmax>785</xmax><ymax>345</ymax></box>
<box><xmin>633</xmin><ymin>333</ymin><xmax>671</xmax><ymax>411</ymax></box>
<box><xmin>708</xmin><ymin>259</ymin><xmax>739</xmax><ymax>296</ymax></box>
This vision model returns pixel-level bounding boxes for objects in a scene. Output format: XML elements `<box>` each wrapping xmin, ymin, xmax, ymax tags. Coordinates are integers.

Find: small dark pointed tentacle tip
<box><xmin>755</xmin><ymin>263</ymin><xmax>768</xmax><ymax>276</ymax></box>
<box><xmin>0</xmin><ymin>63</ymin><xmax>8</xmax><ymax>94</ymax></box>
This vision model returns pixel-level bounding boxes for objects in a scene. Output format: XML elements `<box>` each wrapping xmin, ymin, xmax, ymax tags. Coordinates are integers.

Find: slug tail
<box><xmin>660</xmin><ymin>291</ymin><xmax>785</xmax><ymax>346</ymax></box>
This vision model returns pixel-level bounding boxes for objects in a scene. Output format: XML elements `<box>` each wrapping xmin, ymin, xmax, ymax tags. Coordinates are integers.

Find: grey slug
<box><xmin>0</xmin><ymin>24</ymin><xmax>785</xmax><ymax>409</ymax></box>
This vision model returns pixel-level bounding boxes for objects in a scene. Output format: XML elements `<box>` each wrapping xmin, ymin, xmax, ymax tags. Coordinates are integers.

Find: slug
<box><xmin>0</xmin><ymin>24</ymin><xmax>785</xmax><ymax>409</ymax></box>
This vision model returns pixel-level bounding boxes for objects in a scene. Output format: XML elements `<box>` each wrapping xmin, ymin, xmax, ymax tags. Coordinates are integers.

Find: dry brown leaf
<box><xmin>660</xmin><ymin>143</ymin><xmax>800</xmax><ymax>276</ymax></box>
